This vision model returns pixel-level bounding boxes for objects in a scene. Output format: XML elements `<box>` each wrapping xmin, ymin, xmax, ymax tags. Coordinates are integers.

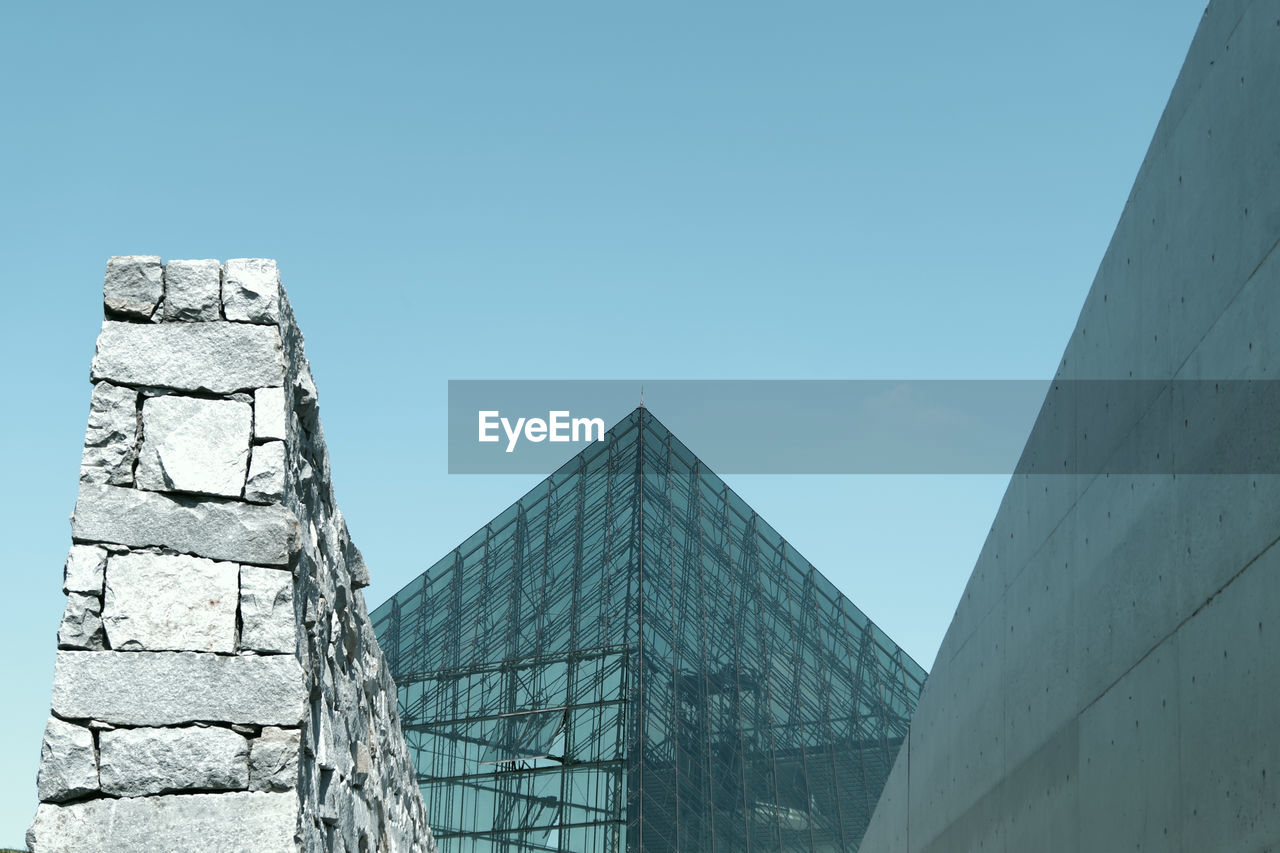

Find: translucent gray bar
<box><xmin>447</xmin><ymin>380</ymin><xmax>1280</xmax><ymax>475</ymax></box>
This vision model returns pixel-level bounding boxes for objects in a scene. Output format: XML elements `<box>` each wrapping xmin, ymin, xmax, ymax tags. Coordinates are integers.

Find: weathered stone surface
<box><xmin>254</xmin><ymin>385</ymin><xmax>288</xmax><ymax>441</ymax></box>
<box><xmin>317</xmin><ymin>768</ymin><xmax>339</xmax><ymax>824</ymax></box>
<box><xmin>36</xmin><ymin>718</ymin><xmax>98</xmax><ymax>803</ymax></box>
<box><xmin>63</xmin><ymin>544</ymin><xmax>107</xmax><ymax>594</ymax></box>
<box><xmin>103</xmin><ymin>552</ymin><xmax>238</xmax><ymax>652</ymax></box>
<box><xmin>99</xmin><ymin>726</ymin><xmax>250</xmax><ymax>796</ymax></box>
<box><xmin>52</xmin><ymin>651</ymin><xmax>307</xmax><ymax>726</ymax></box>
<box><xmin>80</xmin><ymin>382</ymin><xmax>138</xmax><ymax>485</ymax></box>
<box><xmin>245</xmin><ymin>440</ymin><xmax>286</xmax><ymax>503</ymax></box>
<box><xmin>223</xmin><ymin>258</ymin><xmax>281</xmax><ymax>324</ymax></box>
<box><xmin>136</xmin><ymin>396</ymin><xmax>251</xmax><ymax>497</ymax></box>
<box><xmin>103</xmin><ymin>255</ymin><xmax>163</xmax><ymax>319</ymax></box>
<box><xmin>27</xmin><ymin>791</ymin><xmax>297</xmax><ymax>852</ymax></box>
<box><xmin>73</xmin><ymin>483</ymin><xmax>298</xmax><ymax>566</ymax></box>
<box><xmin>294</xmin><ymin>364</ymin><xmax>319</xmax><ymax>430</ymax></box>
<box><xmin>32</xmin><ymin>258</ymin><xmax>435</xmax><ymax>853</ymax></box>
<box><xmin>57</xmin><ymin>593</ymin><xmax>104</xmax><ymax>650</ymax></box>
<box><xmin>249</xmin><ymin>726</ymin><xmax>301</xmax><ymax>792</ymax></box>
<box><xmin>352</xmin><ymin>741</ymin><xmax>371</xmax><ymax>787</ymax></box>
<box><xmin>347</xmin><ymin>540</ymin><xmax>371</xmax><ymax>590</ymax></box>
<box><xmin>240</xmin><ymin>565</ymin><xmax>294</xmax><ymax>653</ymax></box>
<box><xmin>161</xmin><ymin>259</ymin><xmax>222</xmax><ymax>321</ymax></box>
<box><xmin>271</xmin><ymin>292</ymin><xmax>433</xmax><ymax>850</ymax></box>
<box><xmin>90</xmin><ymin>320</ymin><xmax>284</xmax><ymax>393</ymax></box>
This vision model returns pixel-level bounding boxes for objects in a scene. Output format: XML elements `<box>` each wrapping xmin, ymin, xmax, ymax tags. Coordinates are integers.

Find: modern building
<box><xmin>372</xmin><ymin>407</ymin><xmax>925</xmax><ymax>852</ymax></box>
<box><xmin>859</xmin><ymin>2</ymin><xmax>1280</xmax><ymax>849</ymax></box>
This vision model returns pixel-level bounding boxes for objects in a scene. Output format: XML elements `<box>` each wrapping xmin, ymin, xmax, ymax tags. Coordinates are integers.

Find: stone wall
<box><xmin>28</xmin><ymin>257</ymin><xmax>435</xmax><ymax>853</ymax></box>
<box><xmin>860</xmin><ymin>1</ymin><xmax>1280</xmax><ymax>850</ymax></box>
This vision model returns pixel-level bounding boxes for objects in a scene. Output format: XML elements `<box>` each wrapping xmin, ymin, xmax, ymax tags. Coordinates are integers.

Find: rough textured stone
<box><xmin>52</xmin><ymin>650</ymin><xmax>307</xmax><ymax>726</ymax></box>
<box><xmin>254</xmin><ymin>385</ymin><xmax>288</xmax><ymax>441</ymax></box>
<box><xmin>63</xmin><ymin>544</ymin><xmax>107</xmax><ymax>594</ymax></box>
<box><xmin>32</xmin><ymin>259</ymin><xmax>435</xmax><ymax>853</ymax></box>
<box><xmin>27</xmin><ymin>791</ymin><xmax>297</xmax><ymax>852</ymax></box>
<box><xmin>249</xmin><ymin>726</ymin><xmax>301</xmax><ymax>792</ymax></box>
<box><xmin>136</xmin><ymin>396</ymin><xmax>251</xmax><ymax>497</ymax></box>
<box><xmin>90</xmin><ymin>320</ymin><xmax>284</xmax><ymax>393</ymax></box>
<box><xmin>57</xmin><ymin>593</ymin><xmax>104</xmax><ymax>650</ymax></box>
<box><xmin>245</xmin><ymin>440</ymin><xmax>286</xmax><ymax>503</ymax></box>
<box><xmin>35</xmin><ymin>718</ymin><xmax>98</xmax><ymax>803</ymax></box>
<box><xmin>294</xmin><ymin>364</ymin><xmax>319</xmax><ymax>430</ymax></box>
<box><xmin>80</xmin><ymin>382</ymin><xmax>138</xmax><ymax>485</ymax></box>
<box><xmin>161</xmin><ymin>259</ymin><xmax>222</xmax><ymax>321</ymax></box>
<box><xmin>103</xmin><ymin>552</ymin><xmax>238</xmax><ymax>652</ymax></box>
<box><xmin>73</xmin><ymin>483</ymin><xmax>297</xmax><ymax>566</ymax></box>
<box><xmin>240</xmin><ymin>565</ymin><xmax>295</xmax><ymax>653</ymax></box>
<box><xmin>99</xmin><ymin>726</ymin><xmax>250</xmax><ymax>796</ymax></box>
<box><xmin>223</xmin><ymin>258</ymin><xmax>281</xmax><ymax>324</ymax></box>
<box><xmin>103</xmin><ymin>255</ymin><xmax>163</xmax><ymax>319</ymax></box>
<box><xmin>352</xmin><ymin>741</ymin><xmax>371</xmax><ymax>787</ymax></box>
<box><xmin>273</xmin><ymin>288</ymin><xmax>434</xmax><ymax>851</ymax></box>
<box><xmin>346</xmin><ymin>540</ymin><xmax>371</xmax><ymax>590</ymax></box>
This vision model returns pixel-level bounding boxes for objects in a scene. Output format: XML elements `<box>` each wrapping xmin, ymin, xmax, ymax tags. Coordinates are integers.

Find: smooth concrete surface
<box><xmin>861</xmin><ymin>1</ymin><xmax>1280</xmax><ymax>849</ymax></box>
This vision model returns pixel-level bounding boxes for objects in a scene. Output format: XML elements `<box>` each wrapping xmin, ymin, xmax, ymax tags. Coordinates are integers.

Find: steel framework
<box><xmin>372</xmin><ymin>408</ymin><xmax>926</xmax><ymax>852</ymax></box>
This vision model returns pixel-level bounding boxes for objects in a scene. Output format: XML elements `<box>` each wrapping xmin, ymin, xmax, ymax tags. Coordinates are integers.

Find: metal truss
<box><xmin>372</xmin><ymin>409</ymin><xmax>927</xmax><ymax>852</ymax></box>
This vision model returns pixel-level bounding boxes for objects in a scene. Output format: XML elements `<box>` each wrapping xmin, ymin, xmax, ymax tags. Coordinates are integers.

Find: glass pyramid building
<box><xmin>371</xmin><ymin>408</ymin><xmax>926</xmax><ymax>852</ymax></box>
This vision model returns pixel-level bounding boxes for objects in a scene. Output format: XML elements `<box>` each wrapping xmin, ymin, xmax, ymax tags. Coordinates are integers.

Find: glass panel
<box><xmin>372</xmin><ymin>408</ymin><xmax>926</xmax><ymax>852</ymax></box>
<box><xmin>479</xmin><ymin>709</ymin><xmax>567</xmax><ymax>764</ymax></box>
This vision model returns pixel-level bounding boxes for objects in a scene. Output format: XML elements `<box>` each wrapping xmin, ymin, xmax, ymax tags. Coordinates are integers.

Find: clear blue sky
<box><xmin>0</xmin><ymin>0</ymin><xmax>1207</xmax><ymax>844</ymax></box>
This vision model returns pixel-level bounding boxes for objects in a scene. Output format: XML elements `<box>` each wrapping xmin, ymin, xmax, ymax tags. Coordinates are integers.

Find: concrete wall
<box><xmin>28</xmin><ymin>258</ymin><xmax>435</xmax><ymax>853</ymax></box>
<box><xmin>861</xmin><ymin>1</ymin><xmax>1280</xmax><ymax>850</ymax></box>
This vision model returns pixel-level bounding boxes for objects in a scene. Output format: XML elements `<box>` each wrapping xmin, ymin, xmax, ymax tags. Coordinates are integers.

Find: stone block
<box><xmin>90</xmin><ymin>320</ymin><xmax>284</xmax><ymax>394</ymax></box>
<box><xmin>103</xmin><ymin>255</ymin><xmax>163</xmax><ymax>319</ymax></box>
<box><xmin>99</xmin><ymin>726</ymin><xmax>250</xmax><ymax>796</ymax></box>
<box><xmin>62</xmin><ymin>544</ymin><xmax>107</xmax><ymax>594</ymax></box>
<box><xmin>223</xmin><ymin>258</ymin><xmax>281</xmax><ymax>324</ymax></box>
<box><xmin>79</xmin><ymin>382</ymin><xmax>138</xmax><ymax>485</ymax></box>
<box><xmin>103</xmin><ymin>552</ymin><xmax>238</xmax><ymax>652</ymax></box>
<box><xmin>294</xmin><ymin>365</ymin><xmax>319</xmax><ymax>429</ymax></box>
<box><xmin>57</xmin><ymin>592</ymin><xmax>105</xmax><ymax>650</ymax></box>
<box><xmin>35</xmin><ymin>718</ymin><xmax>98</xmax><ymax>803</ymax></box>
<box><xmin>249</xmin><ymin>726</ymin><xmax>301</xmax><ymax>792</ymax></box>
<box><xmin>245</xmin><ymin>440</ymin><xmax>286</xmax><ymax>503</ymax></box>
<box><xmin>254</xmin><ymin>385</ymin><xmax>288</xmax><ymax>441</ymax></box>
<box><xmin>35</xmin><ymin>254</ymin><xmax>436</xmax><ymax>852</ymax></box>
<box><xmin>72</xmin><ymin>483</ymin><xmax>298</xmax><ymax>566</ymax></box>
<box><xmin>240</xmin><ymin>565</ymin><xmax>295</xmax><ymax>653</ymax></box>
<box><xmin>52</xmin><ymin>650</ymin><xmax>307</xmax><ymax>726</ymax></box>
<box><xmin>317</xmin><ymin>768</ymin><xmax>340</xmax><ymax>824</ymax></box>
<box><xmin>161</xmin><ymin>259</ymin><xmax>222</xmax><ymax>321</ymax></box>
<box><xmin>352</xmin><ymin>741</ymin><xmax>371</xmax><ymax>788</ymax></box>
<box><xmin>27</xmin><ymin>791</ymin><xmax>297</xmax><ymax>852</ymax></box>
<box><xmin>136</xmin><ymin>395</ymin><xmax>251</xmax><ymax>497</ymax></box>
<box><xmin>347</xmin><ymin>540</ymin><xmax>371</xmax><ymax>590</ymax></box>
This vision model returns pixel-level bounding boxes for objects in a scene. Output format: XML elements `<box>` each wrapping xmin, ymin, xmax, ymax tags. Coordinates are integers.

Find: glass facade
<box><xmin>371</xmin><ymin>409</ymin><xmax>926</xmax><ymax>852</ymax></box>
